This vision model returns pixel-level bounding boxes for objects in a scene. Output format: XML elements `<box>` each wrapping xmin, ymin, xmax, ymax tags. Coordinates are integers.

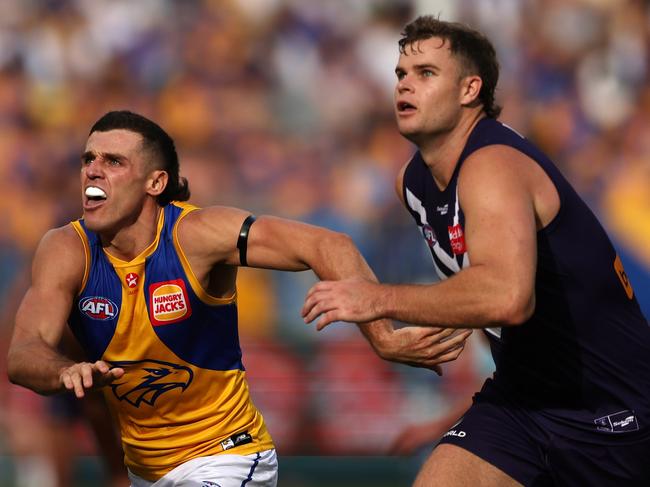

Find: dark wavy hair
<box><xmin>399</xmin><ymin>16</ymin><xmax>501</xmax><ymax>119</ymax></box>
<box><xmin>89</xmin><ymin>110</ymin><xmax>190</xmax><ymax>205</ymax></box>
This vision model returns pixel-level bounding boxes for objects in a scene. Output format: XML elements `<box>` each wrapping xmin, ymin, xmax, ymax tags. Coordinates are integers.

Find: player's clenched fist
<box><xmin>59</xmin><ymin>361</ymin><xmax>124</xmax><ymax>398</ymax></box>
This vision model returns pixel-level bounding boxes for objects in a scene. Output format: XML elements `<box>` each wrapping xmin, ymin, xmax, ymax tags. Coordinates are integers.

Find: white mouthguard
<box><xmin>85</xmin><ymin>186</ymin><xmax>107</xmax><ymax>199</ymax></box>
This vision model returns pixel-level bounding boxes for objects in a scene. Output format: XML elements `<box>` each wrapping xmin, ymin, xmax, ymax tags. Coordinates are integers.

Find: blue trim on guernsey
<box><xmin>69</xmin><ymin>221</ymin><xmax>122</xmax><ymax>361</ymax></box>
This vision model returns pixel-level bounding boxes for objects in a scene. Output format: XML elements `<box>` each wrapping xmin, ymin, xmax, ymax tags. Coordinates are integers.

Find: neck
<box><xmin>418</xmin><ymin>110</ymin><xmax>485</xmax><ymax>190</ymax></box>
<box><xmin>101</xmin><ymin>203</ymin><xmax>162</xmax><ymax>261</ymax></box>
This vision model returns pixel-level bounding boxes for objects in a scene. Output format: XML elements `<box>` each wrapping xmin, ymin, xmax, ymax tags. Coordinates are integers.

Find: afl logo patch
<box><xmin>149</xmin><ymin>279</ymin><xmax>192</xmax><ymax>326</ymax></box>
<box><xmin>79</xmin><ymin>296</ymin><xmax>118</xmax><ymax>321</ymax></box>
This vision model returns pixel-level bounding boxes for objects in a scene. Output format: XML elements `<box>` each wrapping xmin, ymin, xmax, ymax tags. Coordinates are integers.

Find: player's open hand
<box><xmin>376</xmin><ymin>326</ymin><xmax>472</xmax><ymax>375</ymax></box>
<box><xmin>302</xmin><ymin>278</ymin><xmax>384</xmax><ymax>329</ymax></box>
<box><xmin>59</xmin><ymin>360</ymin><xmax>125</xmax><ymax>398</ymax></box>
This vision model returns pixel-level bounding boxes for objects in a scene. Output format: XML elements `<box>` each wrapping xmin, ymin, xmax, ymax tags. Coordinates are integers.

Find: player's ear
<box><xmin>460</xmin><ymin>75</ymin><xmax>482</xmax><ymax>107</ymax></box>
<box><xmin>147</xmin><ymin>170</ymin><xmax>168</xmax><ymax>197</ymax></box>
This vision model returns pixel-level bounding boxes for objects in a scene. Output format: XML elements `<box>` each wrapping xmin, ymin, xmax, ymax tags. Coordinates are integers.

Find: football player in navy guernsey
<box><xmin>302</xmin><ymin>16</ymin><xmax>650</xmax><ymax>486</ymax></box>
<box><xmin>6</xmin><ymin>110</ymin><xmax>470</xmax><ymax>487</ymax></box>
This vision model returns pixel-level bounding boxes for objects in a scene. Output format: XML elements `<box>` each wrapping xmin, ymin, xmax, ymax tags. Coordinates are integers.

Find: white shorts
<box><xmin>128</xmin><ymin>449</ymin><xmax>278</xmax><ymax>487</ymax></box>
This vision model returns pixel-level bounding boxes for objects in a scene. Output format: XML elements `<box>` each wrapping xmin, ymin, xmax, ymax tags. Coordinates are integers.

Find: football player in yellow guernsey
<box><xmin>7</xmin><ymin>111</ymin><xmax>470</xmax><ymax>486</ymax></box>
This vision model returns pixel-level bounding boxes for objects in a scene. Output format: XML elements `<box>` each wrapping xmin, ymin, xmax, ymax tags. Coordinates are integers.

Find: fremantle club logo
<box><xmin>79</xmin><ymin>296</ymin><xmax>118</xmax><ymax>321</ymax></box>
<box><xmin>108</xmin><ymin>359</ymin><xmax>193</xmax><ymax>408</ymax></box>
<box><xmin>422</xmin><ymin>223</ymin><xmax>437</xmax><ymax>248</ymax></box>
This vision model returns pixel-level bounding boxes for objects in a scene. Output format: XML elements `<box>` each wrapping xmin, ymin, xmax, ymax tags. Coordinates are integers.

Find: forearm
<box><xmin>308</xmin><ymin>232</ymin><xmax>397</xmax><ymax>346</ymax></box>
<box><xmin>7</xmin><ymin>338</ymin><xmax>73</xmax><ymax>395</ymax></box>
<box><xmin>354</xmin><ymin>319</ymin><xmax>397</xmax><ymax>356</ymax></box>
<box><xmin>380</xmin><ymin>265</ymin><xmax>534</xmax><ymax>328</ymax></box>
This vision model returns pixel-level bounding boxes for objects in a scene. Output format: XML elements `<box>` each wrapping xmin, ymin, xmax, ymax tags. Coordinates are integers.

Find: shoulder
<box><xmin>457</xmin><ymin>145</ymin><xmax>537</xmax><ymax>215</ymax></box>
<box><xmin>32</xmin><ymin>224</ymin><xmax>86</xmax><ymax>292</ymax></box>
<box><xmin>458</xmin><ymin>144</ymin><xmax>538</xmax><ymax>193</ymax></box>
<box><xmin>178</xmin><ymin>206</ymin><xmax>251</xmax><ymax>236</ymax></box>
<box><xmin>456</xmin><ymin>144</ymin><xmax>546</xmax><ymax>229</ymax></box>
<box><xmin>176</xmin><ymin>205</ymin><xmax>252</xmax><ymax>262</ymax></box>
<box><xmin>38</xmin><ymin>224</ymin><xmax>86</xmax><ymax>258</ymax></box>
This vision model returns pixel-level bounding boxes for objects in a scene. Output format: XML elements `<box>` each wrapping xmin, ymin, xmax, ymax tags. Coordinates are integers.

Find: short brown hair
<box><xmin>90</xmin><ymin>111</ymin><xmax>190</xmax><ymax>206</ymax></box>
<box><xmin>399</xmin><ymin>16</ymin><xmax>501</xmax><ymax>118</ymax></box>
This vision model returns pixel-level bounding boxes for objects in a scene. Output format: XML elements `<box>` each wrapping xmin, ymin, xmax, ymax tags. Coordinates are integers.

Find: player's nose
<box><xmin>396</xmin><ymin>75</ymin><xmax>413</xmax><ymax>94</ymax></box>
<box><xmin>84</xmin><ymin>158</ymin><xmax>104</xmax><ymax>179</ymax></box>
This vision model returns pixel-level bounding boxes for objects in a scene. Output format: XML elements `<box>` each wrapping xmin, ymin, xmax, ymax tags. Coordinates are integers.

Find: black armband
<box><xmin>237</xmin><ymin>215</ymin><xmax>256</xmax><ymax>267</ymax></box>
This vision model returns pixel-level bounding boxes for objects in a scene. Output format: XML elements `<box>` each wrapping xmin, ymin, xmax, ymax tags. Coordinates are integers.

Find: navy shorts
<box><xmin>438</xmin><ymin>380</ymin><xmax>650</xmax><ymax>486</ymax></box>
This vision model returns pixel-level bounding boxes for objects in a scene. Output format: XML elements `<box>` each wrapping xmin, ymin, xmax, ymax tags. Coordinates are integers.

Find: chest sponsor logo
<box><xmin>125</xmin><ymin>272</ymin><xmax>139</xmax><ymax>289</ymax></box>
<box><xmin>108</xmin><ymin>359</ymin><xmax>193</xmax><ymax>407</ymax></box>
<box><xmin>422</xmin><ymin>223</ymin><xmax>437</xmax><ymax>247</ymax></box>
<box><xmin>436</xmin><ymin>204</ymin><xmax>449</xmax><ymax>215</ymax></box>
<box><xmin>448</xmin><ymin>224</ymin><xmax>467</xmax><ymax>255</ymax></box>
<box><xmin>149</xmin><ymin>279</ymin><xmax>192</xmax><ymax>326</ymax></box>
<box><xmin>79</xmin><ymin>296</ymin><xmax>118</xmax><ymax>321</ymax></box>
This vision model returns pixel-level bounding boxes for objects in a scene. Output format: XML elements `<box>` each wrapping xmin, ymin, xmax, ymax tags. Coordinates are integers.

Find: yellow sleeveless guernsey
<box><xmin>68</xmin><ymin>202</ymin><xmax>274</xmax><ymax>481</ymax></box>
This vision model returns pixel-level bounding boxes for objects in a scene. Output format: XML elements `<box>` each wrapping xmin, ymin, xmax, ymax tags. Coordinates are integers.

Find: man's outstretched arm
<box><xmin>179</xmin><ymin>207</ymin><xmax>471</xmax><ymax>371</ymax></box>
<box><xmin>7</xmin><ymin>226</ymin><xmax>124</xmax><ymax>397</ymax></box>
<box><xmin>302</xmin><ymin>146</ymin><xmax>541</xmax><ymax>331</ymax></box>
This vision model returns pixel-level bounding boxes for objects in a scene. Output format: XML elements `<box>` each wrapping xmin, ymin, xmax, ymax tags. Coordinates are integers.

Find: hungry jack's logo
<box><xmin>149</xmin><ymin>279</ymin><xmax>192</xmax><ymax>326</ymax></box>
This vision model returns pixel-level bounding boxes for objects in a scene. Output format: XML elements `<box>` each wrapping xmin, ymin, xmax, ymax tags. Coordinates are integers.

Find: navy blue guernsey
<box><xmin>403</xmin><ymin>118</ymin><xmax>650</xmax><ymax>439</ymax></box>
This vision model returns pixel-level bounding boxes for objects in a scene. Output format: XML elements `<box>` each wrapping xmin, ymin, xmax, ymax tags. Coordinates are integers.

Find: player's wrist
<box><xmin>377</xmin><ymin>284</ymin><xmax>397</xmax><ymax>320</ymax></box>
<box><xmin>357</xmin><ymin>319</ymin><xmax>394</xmax><ymax>356</ymax></box>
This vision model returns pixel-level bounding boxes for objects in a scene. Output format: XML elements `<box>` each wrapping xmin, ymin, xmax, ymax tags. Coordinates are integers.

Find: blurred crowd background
<box><xmin>0</xmin><ymin>0</ymin><xmax>649</xmax><ymax>485</ymax></box>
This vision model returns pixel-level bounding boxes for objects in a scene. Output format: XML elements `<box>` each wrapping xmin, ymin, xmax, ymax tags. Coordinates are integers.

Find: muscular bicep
<box><xmin>12</xmin><ymin>227</ymin><xmax>85</xmax><ymax>349</ymax></box>
<box><xmin>178</xmin><ymin>207</ymin><xmax>338</xmax><ymax>272</ymax></box>
<box><xmin>245</xmin><ymin>215</ymin><xmax>345</xmax><ymax>271</ymax></box>
<box><xmin>459</xmin><ymin>146</ymin><xmax>538</xmax><ymax>319</ymax></box>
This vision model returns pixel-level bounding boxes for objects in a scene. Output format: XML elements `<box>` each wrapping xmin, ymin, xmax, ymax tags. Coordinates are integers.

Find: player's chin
<box><xmin>395</xmin><ymin>123</ymin><xmax>421</xmax><ymax>142</ymax></box>
<box><xmin>82</xmin><ymin>213</ymin><xmax>111</xmax><ymax>233</ymax></box>
<box><xmin>82</xmin><ymin>216</ymin><xmax>100</xmax><ymax>232</ymax></box>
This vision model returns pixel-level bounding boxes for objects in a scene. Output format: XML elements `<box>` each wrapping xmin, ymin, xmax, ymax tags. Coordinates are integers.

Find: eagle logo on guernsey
<box><xmin>79</xmin><ymin>296</ymin><xmax>118</xmax><ymax>321</ymax></box>
<box><xmin>108</xmin><ymin>359</ymin><xmax>193</xmax><ymax>407</ymax></box>
<box><xmin>149</xmin><ymin>279</ymin><xmax>192</xmax><ymax>326</ymax></box>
